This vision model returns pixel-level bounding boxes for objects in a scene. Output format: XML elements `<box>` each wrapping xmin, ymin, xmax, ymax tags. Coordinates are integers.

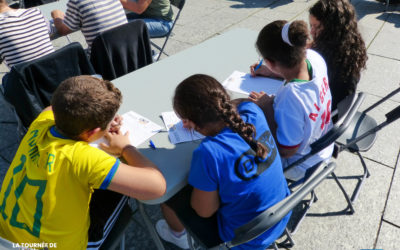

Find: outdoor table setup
<box><xmin>111</xmin><ymin>28</ymin><xmax>283</xmax><ymax>249</ymax></box>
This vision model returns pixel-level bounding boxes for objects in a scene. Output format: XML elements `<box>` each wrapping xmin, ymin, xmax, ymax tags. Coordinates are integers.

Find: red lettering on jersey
<box><xmin>309</xmin><ymin>113</ymin><xmax>318</xmax><ymax>122</ymax></box>
<box><xmin>320</xmin><ymin>100</ymin><xmax>332</xmax><ymax>130</ymax></box>
<box><xmin>323</xmin><ymin>77</ymin><xmax>329</xmax><ymax>90</ymax></box>
<box><xmin>325</xmin><ymin>100</ymin><xmax>331</xmax><ymax>123</ymax></box>
<box><xmin>314</xmin><ymin>103</ymin><xmax>320</xmax><ymax>111</ymax></box>
<box><xmin>320</xmin><ymin>91</ymin><xmax>324</xmax><ymax>104</ymax></box>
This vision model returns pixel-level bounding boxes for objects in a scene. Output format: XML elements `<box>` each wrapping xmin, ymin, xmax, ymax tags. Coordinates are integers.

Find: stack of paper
<box><xmin>222</xmin><ymin>70</ymin><xmax>283</xmax><ymax>95</ymax></box>
<box><xmin>161</xmin><ymin>111</ymin><xmax>205</xmax><ymax>144</ymax></box>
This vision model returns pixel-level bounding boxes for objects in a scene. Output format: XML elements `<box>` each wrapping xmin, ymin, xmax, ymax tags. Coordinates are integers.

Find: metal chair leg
<box><xmin>187</xmin><ymin>233</ymin><xmax>195</xmax><ymax>250</ymax></box>
<box><xmin>277</xmin><ymin>227</ymin><xmax>295</xmax><ymax>248</ymax></box>
<box><xmin>137</xmin><ymin>202</ymin><xmax>165</xmax><ymax>250</ymax></box>
<box><xmin>291</xmin><ymin>190</ymin><xmax>316</xmax><ymax>234</ymax></box>
<box><xmin>331</xmin><ymin>172</ymin><xmax>355</xmax><ymax>214</ymax></box>
<box><xmin>119</xmin><ymin>234</ymin><xmax>125</xmax><ymax>250</ymax></box>
<box><xmin>350</xmin><ymin>151</ymin><xmax>370</xmax><ymax>203</ymax></box>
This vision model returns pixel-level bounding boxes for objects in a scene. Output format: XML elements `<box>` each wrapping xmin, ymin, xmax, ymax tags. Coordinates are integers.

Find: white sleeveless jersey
<box><xmin>274</xmin><ymin>49</ymin><xmax>334</xmax><ymax>180</ymax></box>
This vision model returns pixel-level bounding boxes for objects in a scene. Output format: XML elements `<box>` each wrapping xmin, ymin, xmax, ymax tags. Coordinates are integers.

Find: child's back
<box><xmin>252</xmin><ymin>20</ymin><xmax>334</xmax><ymax>181</ymax></box>
<box><xmin>189</xmin><ymin>101</ymin><xmax>290</xmax><ymax>248</ymax></box>
<box><xmin>274</xmin><ymin>49</ymin><xmax>333</xmax><ymax>180</ymax></box>
<box><xmin>0</xmin><ymin>76</ymin><xmax>166</xmax><ymax>249</ymax></box>
<box><xmin>0</xmin><ymin>110</ymin><xmax>118</xmax><ymax>249</ymax></box>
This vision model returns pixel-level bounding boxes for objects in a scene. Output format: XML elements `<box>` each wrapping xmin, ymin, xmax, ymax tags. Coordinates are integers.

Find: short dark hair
<box><xmin>51</xmin><ymin>76</ymin><xmax>122</xmax><ymax>139</ymax></box>
<box><xmin>256</xmin><ymin>20</ymin><xmax>309</xmax><ymax>68</ymax></box>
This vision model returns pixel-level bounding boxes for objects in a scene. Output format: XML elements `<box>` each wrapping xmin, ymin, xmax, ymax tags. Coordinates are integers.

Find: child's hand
<box><xmin>249</xmin><ymin>91</ymin><xmax>274</xmax><ymax>107</ymax></box>
<box><xmin>249</xmin><ymin>91</ymin><xmax>266</xmax><ymax>102</ymax></box>
<box><xmin>250</xmin><ymin>62</ymin><xmax>273</xmax><ymax>77</ymax></box>
<box><xmin>51</xmin><ymin>10</ymin><xmax>65</xmax><ymax>19</ymax></box>
<box><xmin>100</xmin><ymin>130</ymin><xmax>131</xmax><ymax>156</ymax></box>
<box><xmin>109</xmin><ymin>115</ymin><xmax>123</xmax><ymax>133</ymax></box>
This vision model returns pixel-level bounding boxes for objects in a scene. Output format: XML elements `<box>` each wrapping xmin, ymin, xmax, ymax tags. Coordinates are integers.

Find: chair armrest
<box><xmin>224</xmin><ymin>161</ymin><xmax>336</xmax><ymax>248</ymax></box>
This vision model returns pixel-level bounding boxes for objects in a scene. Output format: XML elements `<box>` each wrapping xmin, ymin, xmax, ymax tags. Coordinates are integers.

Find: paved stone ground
<box><xmin>1</xmin><ymin>0</ymin><xmax>400</xmax><ymax>249</ymax></box>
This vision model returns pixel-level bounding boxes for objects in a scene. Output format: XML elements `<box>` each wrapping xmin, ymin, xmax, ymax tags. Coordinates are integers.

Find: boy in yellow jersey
<box><xmin>0</xmin><ymin>76</ymin><xmax>166</xmax><ymax>249</ymax></box>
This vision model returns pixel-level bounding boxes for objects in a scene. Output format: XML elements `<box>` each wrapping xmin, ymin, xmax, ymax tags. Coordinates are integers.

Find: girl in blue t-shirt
<box><xmin>155</xmin><ymin>74</ymin><xmax>290</xmax><ymax>249</ymax></box>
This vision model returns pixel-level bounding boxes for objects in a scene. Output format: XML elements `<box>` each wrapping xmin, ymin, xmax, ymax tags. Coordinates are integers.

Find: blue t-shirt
<box><xmin>188</xmin><ymin>102</ymin><xmax>291</xmax><ymax>249</ymax></box>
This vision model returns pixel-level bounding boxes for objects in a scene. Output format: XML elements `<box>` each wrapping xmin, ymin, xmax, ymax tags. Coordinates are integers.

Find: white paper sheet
<box><xmin>90</xmin><ymin>111</ymin><xmax>163</xmax><ymax>151</ymax></box>
<box><xmin>161</xmin><ymin>111</ymin><xmax>205</xmax><ymax>144</ymax></box>
<box><xmin>222</xmin><ymin>70</ymin><xmax>283</xmax><ymax>95</ymax></box>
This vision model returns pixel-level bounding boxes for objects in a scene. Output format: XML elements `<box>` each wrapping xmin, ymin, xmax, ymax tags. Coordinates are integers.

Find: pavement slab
<box><xmin>383</xmin><ymin>151</ymin><xmax>400</xmax><ymax>227</ymax></box>
<box><xmin>291</xmin><ymin>154</ymin><xmax>393</xmax><ymax>249</ymax></box>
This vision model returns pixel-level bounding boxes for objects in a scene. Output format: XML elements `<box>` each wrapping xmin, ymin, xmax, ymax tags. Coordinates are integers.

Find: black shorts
<box><xmin>87</xmin><ymin>189</ymin><xmax>128</xmax><ymax>249</ymax></box>
<box><xmin>165</xmin><ymin>185</ymin><xmax>223</xmax><ymax>248</ymax></box>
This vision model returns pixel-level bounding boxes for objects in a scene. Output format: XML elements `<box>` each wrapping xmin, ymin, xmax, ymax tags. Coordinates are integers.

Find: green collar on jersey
<box><xmin>284</xmin><ymin>59</ymin><xmax>313</xmax><ymax>85</ymax></box>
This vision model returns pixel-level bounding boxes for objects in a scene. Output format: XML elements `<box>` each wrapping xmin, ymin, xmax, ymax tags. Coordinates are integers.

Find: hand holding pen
<box><xmin>250</xmin><ymin>59</ymin><xmax>282</xmax><ymax>79</ymax></box>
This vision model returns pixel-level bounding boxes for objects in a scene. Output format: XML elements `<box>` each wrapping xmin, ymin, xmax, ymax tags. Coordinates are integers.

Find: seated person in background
<box><xmin>155</xmin><ymin>74</ymin><xmax>290</xmax><ymax>249</ymax></box>
<box><xmin>120</xmin><ymin>0</ymin><xmax>173</xmax><ymax>38</ymax></box>
<box><xmin>309</xmin><ymin>0</ymin><xmax>367</xmax><ymax>110</ymax></box>
<box><xmin>0</xmin><ymin>76</ymin><xmax>166</xmax><ymax>249</ymax></box>
<box><xmin>0</xmin><ymin>0</ymin><xmax>54</xmax><ymax>68</ymax></box>
<box><xmin>249</xmin><ymin>20</ymin><xmax>333</xmax><ymax>181</ymax></box>
<box><xmin>51</xmin><ymin>0</ymin><xmax>127</xmax><ymax>51</ymax></box>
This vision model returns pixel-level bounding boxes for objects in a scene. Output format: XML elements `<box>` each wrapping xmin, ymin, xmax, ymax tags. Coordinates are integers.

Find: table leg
<box><xmin>137</xmin><ymin>201</ymin><xmax>165</xmax><ymax>250</ymax></box>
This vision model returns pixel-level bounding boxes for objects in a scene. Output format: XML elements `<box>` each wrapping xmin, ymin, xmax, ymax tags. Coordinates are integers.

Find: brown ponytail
<box><xmin>256</xmin><ymin>20</ymin><xmax>309</xmax><ymax>68</ymax></box>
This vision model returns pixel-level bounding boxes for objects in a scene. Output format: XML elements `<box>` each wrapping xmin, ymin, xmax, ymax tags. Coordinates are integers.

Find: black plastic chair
<box><xmin>184</xmin><ymin>162</ymin><xmax>336</xmax><ymax>250</ymax></box>
<box><xmin>2</xmin><ymin>42</ymin><xmax>95</xmax><ymax>129</ymax></box>
<box><xmin>151</xmin><ymin>0</ymin><xmax>186</xmax><ymax>61</ymax></box>
<box><xmin>90</xmin><ymin>20</ymin><xmax>153</xmax><ymax>81</ymax></box>
<box><xmin>21</xmin><ymin>0</ymin><xmax>57</xmax><ymax>8</ymax></box>
<box><xmin>334</xmin><ymin>87</ymin><xmax>400</xmax><ymax>206</ymax></box>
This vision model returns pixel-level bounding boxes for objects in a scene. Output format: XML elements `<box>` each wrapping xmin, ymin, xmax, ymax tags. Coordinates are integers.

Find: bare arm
<box><xmin>190</xmin><ymin>188</ymin><xmax>219</xmax><ymax>218</ymax></box>
<box><xmin>120</xmin><ymin>0</ymin><xmax>152</xmax><ymax>14</ymax></box>
<box><xmin>249</xmin><ymin>92</ymin><xmax>277</xmax><ymax>140</ymax></box>
<box><xmin>51</xmin><ymin>10</ymin><xmax>73</xmax><ymax>36</ymax></box>
<box><xmin>100</xmin><ymin>130</ymin><xmax>166</xmax><ymax>200</ymax></box>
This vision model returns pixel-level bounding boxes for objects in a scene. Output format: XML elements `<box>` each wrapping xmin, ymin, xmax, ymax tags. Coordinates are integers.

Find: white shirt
<box><xmin>274</xmin><ymin>49</ymin><xmax>334</xmax><ymax>180</ymax></box>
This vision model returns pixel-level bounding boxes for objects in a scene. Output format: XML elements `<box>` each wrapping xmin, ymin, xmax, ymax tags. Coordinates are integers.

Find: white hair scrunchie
<box><xmin>281</xmin><ymin>22</ymin><xmax>293</xmax><ymax>47</ymax></box>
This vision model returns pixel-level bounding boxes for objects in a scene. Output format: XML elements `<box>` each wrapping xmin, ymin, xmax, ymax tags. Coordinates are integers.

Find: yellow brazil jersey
<box><xmin>0</xmin><ymin>110</ymin><xmax>120</xmax><ymax>250</ymax></box>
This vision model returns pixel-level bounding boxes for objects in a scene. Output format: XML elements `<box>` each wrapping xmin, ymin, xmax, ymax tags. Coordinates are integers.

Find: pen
<box><xmin>149</xmin><ymin>140</ymin><xmax>156</xmax><ymax>150</ymax></box>
<box><xmin>254</xmin><ymin>59</ymin><xmax>263</xmax><ymax>72</ymax></box>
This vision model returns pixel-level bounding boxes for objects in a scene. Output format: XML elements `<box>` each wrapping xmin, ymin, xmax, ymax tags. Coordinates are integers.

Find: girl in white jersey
<box><xmin>249</xmin><ymin>20</ymin><xmax>334</xmax><ymax>181</ymax></box>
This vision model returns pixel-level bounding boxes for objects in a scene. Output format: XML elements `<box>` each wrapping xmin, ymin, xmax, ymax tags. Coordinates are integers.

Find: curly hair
<box><xmin>310</xmin><ymin>0</ymin><xmax>367</xmax><ymax>107</ymax></box>
<box><xmin>173</xmin><ymin>74</ymin><xmax>266</xmax><ymax>158</ymax></box>
<box><xmin>256</xmin><ymin>20</ymin><xmax>309</xmax><ymax>68</ymax></box>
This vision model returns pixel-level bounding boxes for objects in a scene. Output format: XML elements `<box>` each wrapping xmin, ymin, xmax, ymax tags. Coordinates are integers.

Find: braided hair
<box><xmin>173</xmin><ymin>74</ymin><xmax>267</xmax><ymax>158</ymax></box>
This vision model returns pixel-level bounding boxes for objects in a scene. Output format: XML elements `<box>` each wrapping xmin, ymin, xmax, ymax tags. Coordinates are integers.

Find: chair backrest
<box><xmin>3</xmin><ymin>42</ymin><xmax>95</xmax><ymax>128</ymax></box>
<box><xmin>214</xmin><ymin>162</ymin><xmax>336</xmax><ymax>249</ymax></box>
<box><xmin>283</xmin><ymin>92</ymin><xmax>365</xmax><ymax>173</ymax></box>
<box><xmin>336</xmin><ymin>87</ymin><xmax>400</xmax><ymax>152</ymax></box>
<box><xmin>90</xmin><ymin>20</ymin><xmax>153</xmax><ymax>81</ymax></box>
<box><xmin>22</xmin><ymin>0</ymin><xmax>57</xmax><ymax>8</ymax></box>
<box><xmin>171</xmin><ymin>0</ymin><xmax>185</xmax><ymax>10</ymax></box>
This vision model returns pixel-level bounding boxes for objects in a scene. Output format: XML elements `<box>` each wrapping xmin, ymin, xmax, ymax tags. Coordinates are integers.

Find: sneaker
<box><xmin>156</xmin><ymin>219</ymin><xmax>189</xmax><ymax>249</ymax></box>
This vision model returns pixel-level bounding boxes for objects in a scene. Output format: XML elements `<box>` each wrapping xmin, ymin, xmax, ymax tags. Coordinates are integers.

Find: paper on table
<box><xmin>222</xmin><ymin>70</ymin><xmax>283</xmax><ymax>95</ymax></box>
<box><xmin>90</xmin><ymin>111</ymin><xmax>163</xmax><ymax>153</ymax></box>
<box><xmin>161</xmin><ymin>111</ymin><xmax>205</xmax><ymax>144</ymax></box>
